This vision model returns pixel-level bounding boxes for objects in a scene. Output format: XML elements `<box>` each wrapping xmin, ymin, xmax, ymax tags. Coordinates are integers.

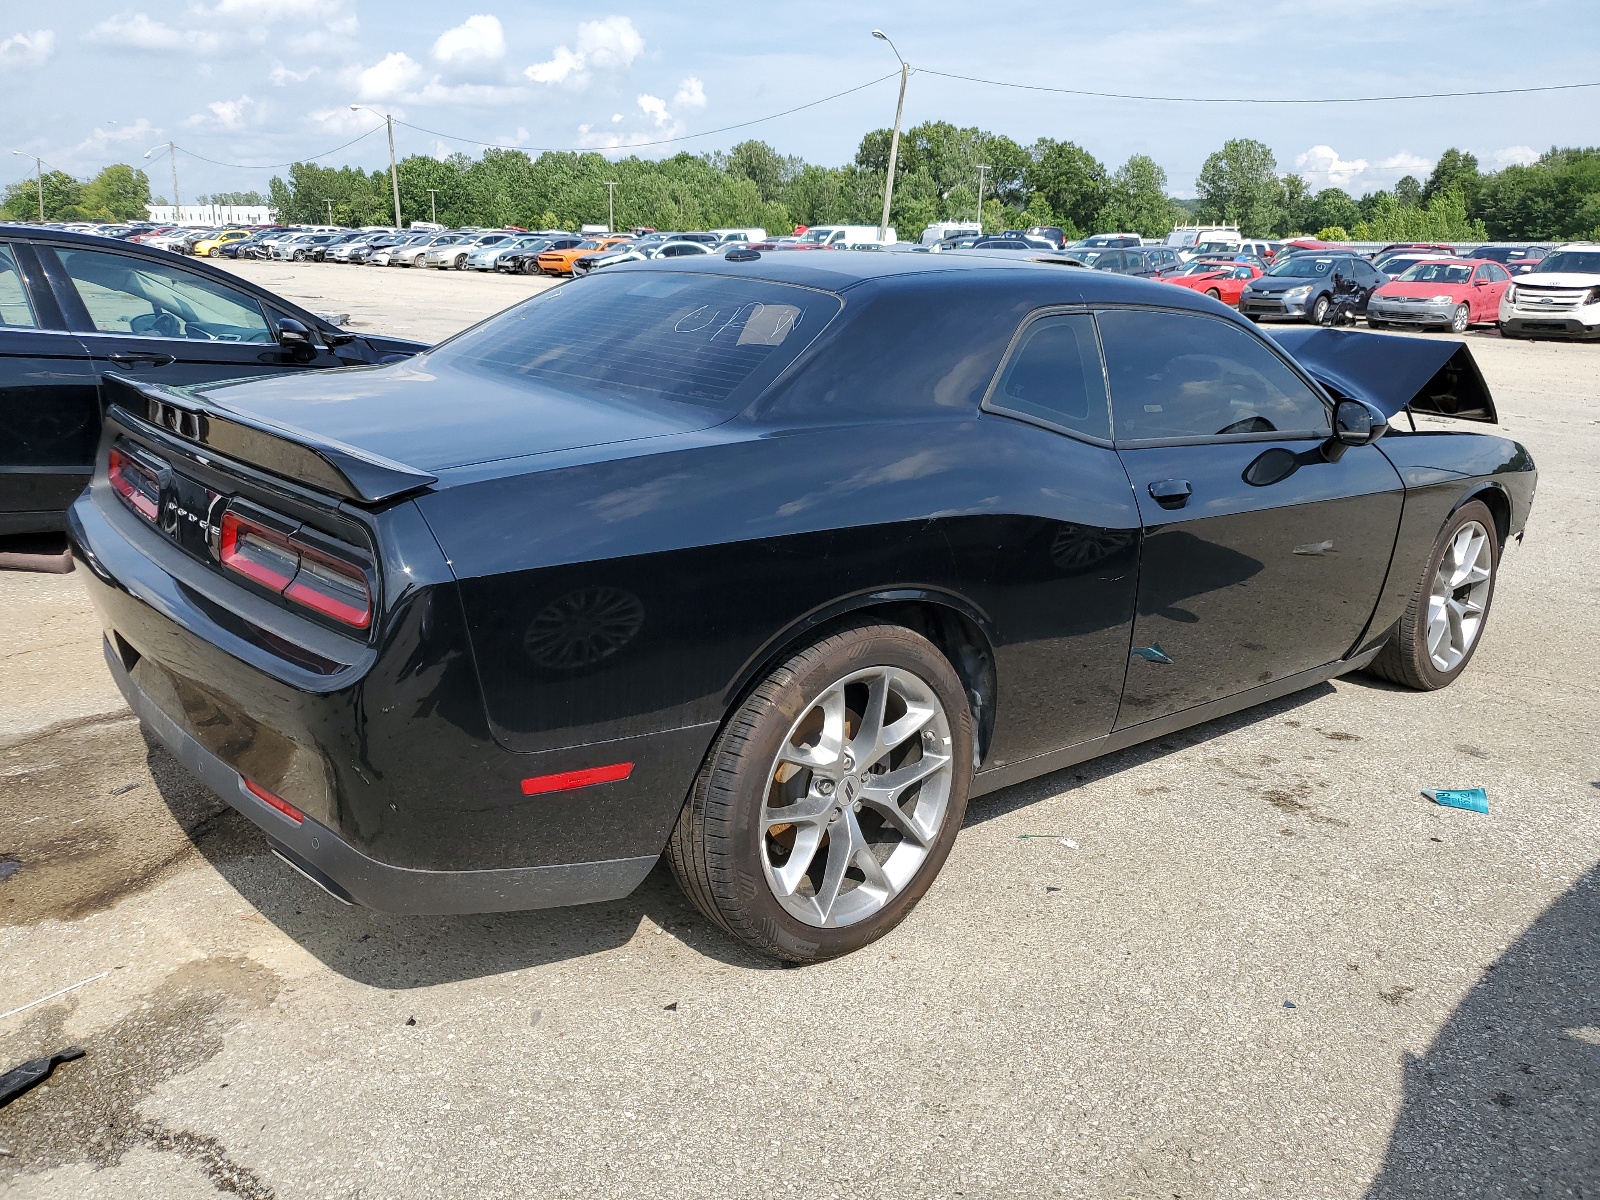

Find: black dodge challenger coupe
<box><xmin>68</xmin><ymin>252</ymin><xmax>1534</xmax><ymax>961</ymax></box>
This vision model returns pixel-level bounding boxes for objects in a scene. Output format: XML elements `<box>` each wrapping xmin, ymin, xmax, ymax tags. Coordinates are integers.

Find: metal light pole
<box><xmin>976</xmin><ymin>164</ymin><xmax>990</xmax><ymax>231</ymax></box>
<box><xmin>9</xmin><ymin>151</ymin><xmax>44</xmax><ymax>221</ymax></box>
<box><xmin>427</xmin><ymin>188</ymin><xmax>438</xmax><ymax>224</ymax></box>
<box><xmin>325</xmin><ymin>199</ymin><xmax>335</xmax><ymax>225</ymax></box>
<box><xmin>603</xmin><ymin>181</ymin><xmax>618</xmax><ymax>233</ymax></box>
<box><xmin>144</xmin><ymin>141</ymin><xmax>180</xmax><ymax>215</ymax></box>
<box><xmin>350</xmin><ymin>106</ymin><xmax>402</xmax><ymax>229</ymax></box>
<box><xmin>871</xmin><ymin>30</ymin><xmax>909</xmax><ymax>244</ymax></box>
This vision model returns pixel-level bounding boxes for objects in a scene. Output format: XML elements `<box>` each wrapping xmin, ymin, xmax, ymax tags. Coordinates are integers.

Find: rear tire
<box><xmin>1366</xmin><ymin>500</ymin><xmax>1499</xmax><ymax>691</ymax></box>
<box><xmin>666</xmin><ymin>622</ymin><xmax>973</xmax><ymax>963</ymax></box>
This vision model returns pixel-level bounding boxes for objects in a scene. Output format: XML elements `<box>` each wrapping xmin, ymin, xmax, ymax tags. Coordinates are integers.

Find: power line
<box><xmin>393</xmin><ymin>72</ymin><xmax>900</xmax><ymax>152</ymax></box>
<box><xmin>915</xmin><ymin>67</ymin><xmax>1600</xmax><ymax>105</ymax></box>
<box><xmin>172</xmin><ymin>124</ymin><xmax>386</xmax><ymax>169</ymax></box>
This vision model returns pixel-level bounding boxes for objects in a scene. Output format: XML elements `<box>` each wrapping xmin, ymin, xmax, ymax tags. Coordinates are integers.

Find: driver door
<box><xmin>38</xmin><ymin>244</ymin><xmax>340</xmax><ymax>393</ymax></box>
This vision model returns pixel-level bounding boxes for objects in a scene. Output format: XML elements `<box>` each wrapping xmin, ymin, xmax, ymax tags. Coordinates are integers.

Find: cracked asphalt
<box><xmin>2</xmin><ymin>261</ymin><xmax>1595</xmax><ymax>1199</ymax></box>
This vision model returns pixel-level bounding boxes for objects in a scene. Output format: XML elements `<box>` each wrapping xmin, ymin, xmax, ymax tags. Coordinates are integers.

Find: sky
<box><xmin>4</xmin><ymin>0</ymin><xmax>1599</xmax><ymax>202</ymax></box>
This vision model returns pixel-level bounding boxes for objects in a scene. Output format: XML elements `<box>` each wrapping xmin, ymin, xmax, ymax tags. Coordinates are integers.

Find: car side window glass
<box><xmin>1099</xmin><ymin>251</ymin><xmax>1123</xmax><ymax>272</ymax></box>
<box><xmin>986</xmin><ymin>313</ymin><xmax>1111</xmax><ymax>442</ymax></box>
<box><xmin>0</xmin><ymin>245</ymin><xmax>39</xmax><ymax>328</ymax></box>
<box><xmin>1097</xmin><ymin>308</ymin><xmax>1330</xmax><ymax>443</ymax></box>
<box><xmin>1483</xmin><ymin>263</ymin><xmax>1508</xmax><ymax>282</ymax></box>
<box><xmin>55</xmin><ymin>247</ymin><xmax>274</xmax><ymax>343</ymax></box>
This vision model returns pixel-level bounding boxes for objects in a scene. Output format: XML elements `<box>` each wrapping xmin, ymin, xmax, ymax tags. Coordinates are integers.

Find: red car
<box><xmin>1365</xmin><ymin>257</ymin><xmax>1514</xmax><ymax>332</ymax></box>
<box><xmin>1160</xmin><ymin>259</ymin><xmax>1263</xmax><ymax>306</ymax></box>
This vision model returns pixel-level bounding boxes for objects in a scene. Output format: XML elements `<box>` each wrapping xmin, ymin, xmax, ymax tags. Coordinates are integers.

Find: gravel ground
<box><xmin>1</xmin><ymin>265</ymin><xmax>1595</xmax><ymax>1199</ymax></box>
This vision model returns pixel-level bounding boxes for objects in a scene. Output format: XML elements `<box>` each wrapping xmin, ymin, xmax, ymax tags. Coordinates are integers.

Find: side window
<box><xmin>985</xmin><ymin>313</ymin><xmax>1112</xmax><ymax>443</ymax></box>
<box><xmin>1098</xmin><ymin>308</ymin><xmax>1331</xmax><ymax>443</ymax></box>
<box><xmin>54</xmin><ymin>248</ymin><xmax>274</xmax><ymax>343</ymax></box>
<box><xmin>1482</xmin><ymin>263</ymin><xmax>1509</xmax><ymax>282</ymax></box>
<box><xmin>0</xmin><ymin>245</ymin><xmax>39</xmax><ymax>328</ymax></box>
<box><xmin>1097</xmin><ymin>251</ymin><xmax>1124</xmax><ymax>272</ymax></box>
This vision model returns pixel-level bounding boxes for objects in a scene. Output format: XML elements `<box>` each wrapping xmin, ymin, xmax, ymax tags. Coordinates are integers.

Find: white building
<box><xmin>145</xmin><ymin>204</ymin><xmax>273</xmax><ymax>226</ymax></box>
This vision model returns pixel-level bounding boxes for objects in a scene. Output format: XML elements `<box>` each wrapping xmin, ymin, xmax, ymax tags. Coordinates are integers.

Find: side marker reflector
<box><xmin>244</xmin><ymin>777</ymin><xmax>305</xmax><ymax>824</ymax></box>
<box><xmin>521</xmin><ymin>762</ymin><xmax>634</xmax><ymax>797</ymax></box>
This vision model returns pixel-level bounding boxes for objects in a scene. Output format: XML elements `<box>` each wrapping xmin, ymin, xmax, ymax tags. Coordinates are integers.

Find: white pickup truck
<box><xmin>796</xmin><ymin>225</ymin><xmax>899</xmax><ymax>248</ymax></box>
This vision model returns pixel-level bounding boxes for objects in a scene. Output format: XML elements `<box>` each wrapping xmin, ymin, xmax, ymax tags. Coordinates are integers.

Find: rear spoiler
<box><xmin>1266</xmin><ymin>327</ymin><xmax>1498</xmax><ymax>424</ymax></box>
<box><xmin>103</xmin><ymin>373</ymin><xmax>438</xmax><ymax>504</ymax></box>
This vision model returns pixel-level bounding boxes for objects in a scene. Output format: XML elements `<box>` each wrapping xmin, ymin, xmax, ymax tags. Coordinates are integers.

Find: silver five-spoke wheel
<box><xmin>1426</xmin><ymin>519</ymin><xmax>1492</xmax><ymax>672</ymax></box>
<box><xmin>761</xmin><ymin>666</ymin><xmax>953</xmax><ymax>928</ymax></box>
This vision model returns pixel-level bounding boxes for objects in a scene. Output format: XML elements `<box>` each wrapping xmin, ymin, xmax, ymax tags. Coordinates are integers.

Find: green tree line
<box><xmin>9</xmin><ymin>130</ymin><xmax>1600</xmax><ymax>242</ymax></box>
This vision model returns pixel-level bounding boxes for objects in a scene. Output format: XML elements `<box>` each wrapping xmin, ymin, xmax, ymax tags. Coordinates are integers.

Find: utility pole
<box><xmin>10</xmin><ymin>152</ymin><xmax>45</xmax><ymax>221</ymax></box>
<box><xmin>603</xmin><ymin>181</ymin><xmax>618</xmax><ymax>233</ymax></box>
<box><xmin>143</xmin><ymin>142</ymin><xmax>180</xmax><ymax>217</ymax></box>
<box><xmin>325</xmin><ymin>199</ymin><xmax>334</xmax><ymax>225</ymax></box>
<box><xmin>976</xmin><ymin>164</ymin><xmax>990</xmax><ymax>231</ymax></box>
<box><xmin>872</xmin><ymin>30</ymin><xmax>909</xmax><ymax>244</ymax></box>
<box><xmin>352</xmin><ymin>106</ymin><xmax>403</xmax><ymax>228</ymax></box>
<box><xmin>427</xmin><ymin>188</ymin><xmax>438</xmax><ymax>224</ymax></box>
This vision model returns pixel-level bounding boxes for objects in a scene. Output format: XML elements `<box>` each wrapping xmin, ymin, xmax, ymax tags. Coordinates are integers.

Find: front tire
<box><xmin>1310</xmin><ymin>295</ymin><xmax>1331</xmax><ymax>324</ymax></box>
<box><xmin>1204</xmin><ymin>287</ymin><xmax>1221</xmax><ymax>300</ymax></box>
<box><xmin>666</xmin><ymin>622</ymin><xmax>973</xmax><ymax>962</ymax></box>
<box><xmin>1450</xmin><ymin>304</ymin><xmax>1471</xmax><ymax>334</ymax></box>
<box><xmin>1367</xmin><ymin>500</ymin><xmax>1499</xmax><ymax>690</ymax></box>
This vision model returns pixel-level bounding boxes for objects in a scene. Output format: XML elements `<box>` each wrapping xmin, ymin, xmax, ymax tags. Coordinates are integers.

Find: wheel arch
<box><xmin>720</xmin><ymin>587</ymin><xmax>999</xmax><ymax>770</ymax></box>
<box><xmin>1458</xmin><ymin>482</ymin><xmax>1512</xmax><ymax>547</ymax></box>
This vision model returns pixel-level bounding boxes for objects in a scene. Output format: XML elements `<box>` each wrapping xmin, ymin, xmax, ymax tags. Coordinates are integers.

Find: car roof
<box><xmin>594</xmin><ymin>249</ymin><xmax>1233</xmax><ymax>314</ymax></box>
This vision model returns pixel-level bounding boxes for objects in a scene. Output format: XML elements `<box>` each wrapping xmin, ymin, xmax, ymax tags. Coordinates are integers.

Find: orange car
<box><xmin>536</xmin><ymin>235</ymin><xmax>630</xmax><ymax>275</ymax></box>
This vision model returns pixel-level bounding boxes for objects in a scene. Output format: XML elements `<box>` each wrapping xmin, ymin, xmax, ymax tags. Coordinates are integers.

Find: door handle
<box><xmin>1148</xmin><ymin>479</ymin><xmax>1192</xmax><ymax>509</ymax></box>
<box><xmin>108</xmin><ymin>352</ymin><xmax>176</xmax><ymax>367</ymax></box>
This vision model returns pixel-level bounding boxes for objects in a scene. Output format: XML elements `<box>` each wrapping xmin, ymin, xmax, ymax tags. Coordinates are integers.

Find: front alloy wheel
<box><xmin>667</xmin><ymin>622</ymin><xmax>973</xmax><ymax>961</ymax></box>
<box><xmin>1368</xmin><ymin>500</ymin><xmax>1499</xmax><ymax>690</ymax></box>
<box><xmin>1310</xmin><ymin>295</ymin><xmax>1331</xmax><ymax>324</ymax></box>
<box><xmin>1450</xmin><ymin>303</ymin><xmax>1471</xmax><ymax>333</ymax></box>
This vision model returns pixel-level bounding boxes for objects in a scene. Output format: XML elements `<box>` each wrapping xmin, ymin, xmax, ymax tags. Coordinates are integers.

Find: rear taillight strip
<box><xmin>108</xmin><ymin>446</ymin><xmax>160</xmax><ymax>522</ymax></box>
<box><xmin>219</xmin><ymin>509</ymin><xmax>373</xmax><ymax>631</ymax></box>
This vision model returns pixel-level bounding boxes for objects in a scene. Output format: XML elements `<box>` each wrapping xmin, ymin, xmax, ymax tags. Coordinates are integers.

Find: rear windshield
<box><xmin>429</xmin><ymin>272</ymin><xmax>842</xmax><ymax>412</ymax></box>
<box><xmin>1532</xmin><ymin>250</ymin><xmax>1600</xmax><ymax>274</ymax></box>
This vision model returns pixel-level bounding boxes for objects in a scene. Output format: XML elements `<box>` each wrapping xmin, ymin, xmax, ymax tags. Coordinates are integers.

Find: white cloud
<box><xmin>413</xmin><ymin>80</ymin><xmax>524</xmax><ymax>106</ymax></box>
<box><xmin>357</xmin><ymin>51</ymin><xmax>424</xmax><ymax>101</ymax></box>
<box><xmin>1296</xmin><ymin>145</ymin><xmax>1369</xmax><ymax>190</ymax></box>
<box><xmin>0</xmin><ymin>28</ymin><xmax>54</xmax><ymax>69</ymax></box>
<box><xmin>673</xmin><ymin>76</ymin><xmax>706</xmax><ymax>109</ymax></box>
<box><xmin>525</xmin><ymin>15</ymin><xmax>643</xmax><ymax>87</ymax></box>
<box><xmin>309</xmin><ymin>105</ymin><xmax>394</xmax><ymax>134</ymax></box>
<box><xmin>1295</xmin><ymin>146</ymin><xmax>1434</xmax><ymax>192</ymax></box>
<box><xmin>1491</xmin><ymin>145</ymin><xmax>1539</xmax><ymax>167</ymax></box>
<box><xmin>612</xmin><ymin>113</ymin><xmax>623</xmax><ymax>122</ymax></box>
<box><xmin>269</xmin><ymin>61</ymin><xmax>317</xmax><ymax>85</ymax></box>
<box><xmin>71</xmin><ymin>117</ymin><xmax>157</xmax><ymax>156</ymax></box>
<box><xmin>637</xmin><ymin>93</ymin><xmax>670</xmax><ymax>127</ymax></box>
<box><xmin>88</xmin><ymin>13</ymin><xmax>221</xmax><ymax>53</ymax></box>
<box><xmin>187</xmin><ymin>95</ymin><xmax>257</xmax><ymax>130</ymax></box>
<box><xmin>433</xmin><ymin>14</ymin><xmax>505</xmax><ymax>66</ymax></box>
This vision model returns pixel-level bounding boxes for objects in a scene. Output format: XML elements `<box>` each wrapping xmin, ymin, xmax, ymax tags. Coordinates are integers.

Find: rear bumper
<box><xmin>105</xmin><ymin>638</ymin><xmax>659</xmax><ymax>914</ymax></box>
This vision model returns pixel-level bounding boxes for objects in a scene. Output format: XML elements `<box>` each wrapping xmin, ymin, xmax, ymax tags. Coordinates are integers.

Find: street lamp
<box><xmin>871</xmin><ymin>29</ymin><xmax>909</xmax><ymax>244</ymax></box>
<box><xmin>9</xmin><ymin>151</ymin><xmax>44</xmax><ymax>222</ymax></box>
<box><xmin>144</xmin><ymin>141</ymin><xmax>180</xmax><ymax>216</ymax></box>
<box><xmin>325</xmin><ymin>199</ymin><xmax>335</xmax><ymax>225</ymax></box>
<box><xmin>350</xmin><ymin>105</ymin><xmax>402</xmax><ymax>229</ymax></box>
<box><xmin>427</xmin><ymin>188</ymin><xmax>439</xmax><ymax>224</ymax></box>
<box><xmin>603</xmin><ymin>181</ymin><xmax>618</xmax><ymax>233</ymax></box>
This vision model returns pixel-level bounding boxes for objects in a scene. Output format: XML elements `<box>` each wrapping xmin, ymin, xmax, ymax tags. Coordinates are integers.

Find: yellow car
<box><xmin>193</xmin><ymin>229</ymin><xmax>254</xmax><ymax>257</ymax></box>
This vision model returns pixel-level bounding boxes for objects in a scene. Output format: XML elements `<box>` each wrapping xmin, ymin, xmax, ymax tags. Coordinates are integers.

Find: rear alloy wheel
<box><xmin>1450</xmin><ymin>303</ymin><xmax>1471</xmax><ymax>334</ymax></box>
<box><xmin>666</xmin><ymin>622</ymin><xmax>973</xmax><ymax>962</ymax></box>
<box><xmin>1310</xmin><ymin>295</ymin><xmax>1331</xmax><ymax>324</ymax></box>
<box><xmin>1367</xmin><ymin>500</ymin><xmax>1499</xmax><ymax>690</ymax></box>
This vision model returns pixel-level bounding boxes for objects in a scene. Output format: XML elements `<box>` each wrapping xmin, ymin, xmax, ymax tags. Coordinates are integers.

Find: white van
<box><xmin>711</xmin><ymin>228</ymin><xmax>767</xmax><ymax>244</ymax></box>
<box><xmin>1166</xmin><ymin>225</ymin><xmax>1244</xmax><ymax>258</ymax></box>
<box><xmin>920</xmin><ymin>221</ymin><xmax>981</xmax><ymax>246</ymax></box>
<box><xmin>798</xmin><ymin>225</ymin><xmax>898</xmax><ymax>248</ymax></box>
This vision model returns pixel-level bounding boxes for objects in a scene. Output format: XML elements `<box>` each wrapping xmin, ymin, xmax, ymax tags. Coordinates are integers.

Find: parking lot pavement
<box><xmin>1</xmin><ymin>281</ymin><xmax>1595</xmax><ymax>1197</ymax></box>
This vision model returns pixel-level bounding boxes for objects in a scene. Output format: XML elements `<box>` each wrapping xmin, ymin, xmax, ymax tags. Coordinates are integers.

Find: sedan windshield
<box><xmin>1174</xmin><ymin>262</ymin><xmax>1226</xmax><ymax>276</ymax></box>
<box><xmin>1532</xmin><ymin>250</ymin><xmax>1600</xmax><ymax>274</ymax></box>
<box><xmin>1396</xmin><ymin>263</ymin><xmax>1473</xmax><ymax>283</ymax></box>
<box><xmin>1267</xmin><ymin>256</ymin><xmax>1338</xmax><ymax>278</ymax></box>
